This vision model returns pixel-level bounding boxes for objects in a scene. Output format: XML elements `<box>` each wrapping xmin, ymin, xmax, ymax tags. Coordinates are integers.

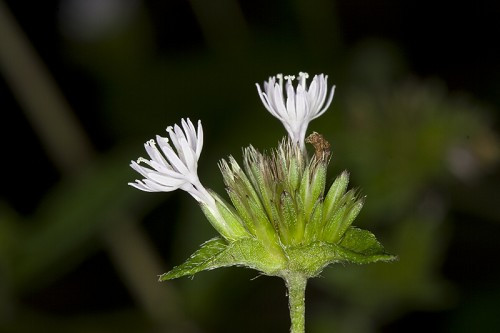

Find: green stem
<box><xmin>285</xmin><ymin>272</ymin><xmax>308</xmax><ymax>333</ymax></box>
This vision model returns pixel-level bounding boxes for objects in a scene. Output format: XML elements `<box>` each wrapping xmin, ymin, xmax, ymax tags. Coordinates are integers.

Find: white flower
<box><xmin>256</xmin><ymin>72</ymin><xmax>335</xmax><ymax>149</ymax></box>
<box><xmin>129</xmin><ymin>118</ymin><xmax>215</xmax><ymax>209</ymax></box>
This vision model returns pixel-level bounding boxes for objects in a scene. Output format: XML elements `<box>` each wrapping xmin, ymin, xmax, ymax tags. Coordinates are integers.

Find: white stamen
<box><xmin>298</xmin><ymin>72</ymin><xmax>309</xmax><ymax>86</ymax></box>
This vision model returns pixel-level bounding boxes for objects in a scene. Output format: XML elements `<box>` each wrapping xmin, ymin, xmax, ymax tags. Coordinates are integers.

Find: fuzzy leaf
<box><xmin>287</xmin><ymin>227</ymin><xmax>396</xmax><ymax>277</ymax></box>
<box><xmin>159</xmin><ymin>238</ymin><xmax>228</xmax><ymax>281</ymax></box>
<box><xmin>159</xmin><ymin>237</ymin><xmax>286</xmax><ymax>281</ymax></box>
<box><xmin>338</xmin><ymin>227</ymin><xmax>393</xmax><ymax>260</ymax></box>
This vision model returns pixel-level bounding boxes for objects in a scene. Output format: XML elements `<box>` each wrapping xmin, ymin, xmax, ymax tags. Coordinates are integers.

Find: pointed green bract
<box><xmin>210</xmin><ymin>191</ymin><xmax>250</xmax><ymax>237</ymax></box>
<box><xmin>286</xmin><ymin>229</ymin><xmax>396</xmax><ymax>277</ymax></box>
<box><xmin>160</xmin><ymin>228</ymin><xmax>395</xmax><ymax>282</ymax></box>
<box><xmin>338</xmin><ymin>227</ymin><xmax>393</xmax><ymax>260</ymax></box>
<box><xmin>159</xmin><ymin>237</ymin><xmax>287</xmax><ymax>281</ymax></box>
<box><xmin>323</xmin><ymin>171</ymin><xmax>349</xmax><ymax>221</ymax></box>
<box><xmin>159</xmin><ymin>238</ymin><xmax>228</xmax><ymax>281</ymax></box>
<box><xmin>199</xmin><ymin>204</ymin><xmax>236</xmax><ymax>241</ymax></box>
<box><xmin>280</xmin><ymin>191</ymin><xmax>299</xmax><ymax>243</ymax></box>
<box><xmin>305</xmin><ymin>162</ymin><xmax>327</xmax><ymax>218</ymax></box>
<box><xmin>304</xmin><ymin>200</ymin><xmax>323</xmax><ymax>242</ymax></box>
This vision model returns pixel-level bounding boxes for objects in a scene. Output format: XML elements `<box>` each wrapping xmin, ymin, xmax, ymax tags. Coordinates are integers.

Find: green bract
<box><xmin>160</xmin><ymin>138</ymin><xmax>396</xmax><ymax>282</ymax></box>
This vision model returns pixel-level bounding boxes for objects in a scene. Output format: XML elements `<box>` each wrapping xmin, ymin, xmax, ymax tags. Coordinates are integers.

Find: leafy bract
<box><xmin>287</xmin><ymin>227</ymin><xmax>396</xmax><ymax>276</ymax></box>
<box><xmin>159</xmin><ymin>237</ymin><xmax>286</xmax><ymax>281</ymax></box>
<box><xmin>160</xmin><ymin>227</ymin><xmax>396</xmax><ymax>281</ymax></box>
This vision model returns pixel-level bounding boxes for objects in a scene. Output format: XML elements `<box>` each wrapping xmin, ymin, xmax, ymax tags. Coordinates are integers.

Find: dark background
<box><xmin>1</xmin><ymin>0</ymin><xmax>499</xmax><ymax>332</ymax></box>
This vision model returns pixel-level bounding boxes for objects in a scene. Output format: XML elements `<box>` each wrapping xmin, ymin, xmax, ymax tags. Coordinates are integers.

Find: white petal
<box><xmin>295</xmin><ymin>88</ymin><xmax>308</xmax><ymax>122</ymax></box>
<box><xmin>159</xmin><ymin>142</ymin><xmax>190</xmax><ymax>175</ymax></box>
<box><xmin>256</xmin><ymin>83</ymin><xmax>278</xmax><ymax>118</ymax></box>
<box><xmin>144</xmin><ymin>142</ymin><xmax>170</xmax><ymax>170</ymax></box>
<box><xmin>286</xmin><ymin>83</ymin><xmax>297</xmax><ymax>121</ymax></box>
<box><xmin>195</xmin><ymin>120</ymin><xmax>204</xmax><ymax>159</ymax></box>
<box><xmin>129</xmin><ymin>180</ymin><xmax>154</xmax><ymax>192</ymax></box>
<box><xmin>307</xmin><ymin>78</ymin><xmax>319</xmax><ymax>109</ymax></box>
<box><xmin>179</xmin><ymin>137</ymin><xmax>196</xmax><ymax>175</ymax></box>
<box><xmin>272</xmin><ymin>84</ymin><xmax>288</xmax><ymax>119</ymax></box>
<box><xmin>180</xmin><ymin>119</ymin><xmax>194</xmax><ymax>150</ymax></box>
<box><xmin>143</xmin><ymin>178</ymin><xmax>177</xmax><ymax>192</ymax></box>
<box><xmin>147</xmin><ymin>172</ymin><xmax>186</xmax><ymax>187</ymax></box>
<box><xmin>131</xmin><ymin>160</ymin><xmax>153</xmax><ymax>178</ymax></box>
<box><xmin>166</xmin><ymin>126</ymin><xmax>182</xmax><ymax>158</ymax></box>
<box><xmin>312</xmin><ymin>85</ymin><xmax>335</xmax><ymax>120</ymax></box>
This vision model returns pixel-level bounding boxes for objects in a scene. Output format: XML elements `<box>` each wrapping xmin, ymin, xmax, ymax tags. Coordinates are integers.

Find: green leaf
<box><xmin>286</xmin><ymin>227</ymin><xmax>396</xmax><ymax>277</ymax></box>
<box><xmin>338</xmin><ymin>227</ymin><xmax>397</xmax><ymax>263</ymax></box>
<box><xmin>159</xmin><ymin>237</ymin><xmax>287</xmax><ymax>281</ymax></box>
<box><xmin>159</xmin><ymin>238</ymin><xmax>228</xmax><ymax>281</ymax></box>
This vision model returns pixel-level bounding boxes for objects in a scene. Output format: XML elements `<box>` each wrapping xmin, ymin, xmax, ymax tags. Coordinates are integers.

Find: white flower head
<box><xmin>256</xmin><ymin>72</ymin><xmax>335</xmax><ymax>149</ymax></box>
<box><xmin>129</xmin><ymin>118</ymin><xmax>215</xmax><ymax>209</ymax></box>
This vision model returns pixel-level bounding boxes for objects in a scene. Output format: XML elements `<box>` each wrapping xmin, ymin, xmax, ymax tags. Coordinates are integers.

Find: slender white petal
<box><xmin>128</xmin><ymin>180</ymin><xmax>153</xmax><ymax>192</ymax></box>
<box><xmin>129</xmin><ymin>118</ymin><xmax>214</xmax><ymax>209</ymax></box>
<box><xmin>256</xmin><ymin>72</ymin><xmax>335</xmax><ymax>149</ymax></box>
<box><xmin>195</xmin><ymin>120</ymin><xmax>203</xmax><ymax>159</ymax></box>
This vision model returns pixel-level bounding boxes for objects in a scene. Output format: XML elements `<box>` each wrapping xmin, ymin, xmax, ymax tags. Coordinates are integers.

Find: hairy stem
<box><xmin>285</xmin><ymin>272</ymin><xmax>308</xmax><ymax>333</ymax></box>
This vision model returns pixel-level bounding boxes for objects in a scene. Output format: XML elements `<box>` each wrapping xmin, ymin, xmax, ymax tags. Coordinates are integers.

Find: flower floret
<box><xmin>128</xmin><ymin>118</ymin><xmax>213</xmax><ymax>207</ymax></box>
<box><xmin>256</xmin><ymin>72</ymin><xmax>335</xmax><ymax>149</ymax></box>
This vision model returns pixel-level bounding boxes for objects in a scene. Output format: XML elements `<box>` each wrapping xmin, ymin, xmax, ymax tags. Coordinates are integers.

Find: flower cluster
<box><xmin>129</xmin><ymin>72</ymin><xmax>395</xmax><ymax>333</ymax></box>
<box><xmin>130</xmin><ymin>72</ymin><xmax>337</xmax><ymax>243</ymax></box>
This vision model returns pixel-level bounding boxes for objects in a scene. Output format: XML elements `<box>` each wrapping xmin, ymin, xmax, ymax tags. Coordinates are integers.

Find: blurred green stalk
<box><xmin>0</xmin><ymin>1</ymin><xmax>187</xmax><ymax>330</ymax></box>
